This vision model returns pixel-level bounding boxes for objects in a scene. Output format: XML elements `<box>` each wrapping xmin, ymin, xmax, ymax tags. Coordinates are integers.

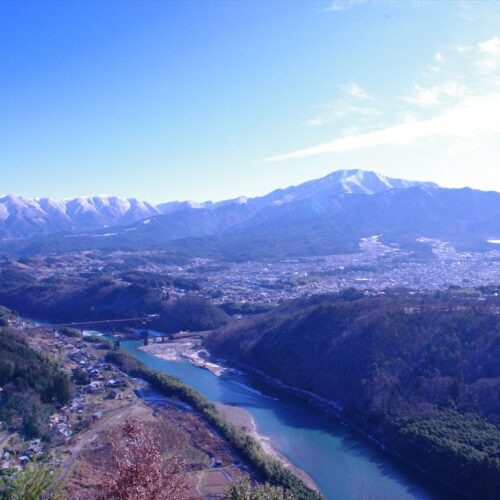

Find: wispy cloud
<box><xmin>305</xmin><ymin>82</ymin><xmax>378</xmax><ymax>127</ymax></box>
<box><xmin>434</xmin><ymin>52</ymin><xmax>444</xmax><ymax>62</ymax></box>
<box><xmin>449</xmin><ymin>36</ymin><xmax>500</xmax><ymax>74</ymax></box>
<box><xmin>477</xmin><ymin>36</ymin><xmax>500</xmax><ymax>73</ymax></box>
<box><xmin>455</xmin><ymin>2</ymin><xmax>478</xmax><ymax>22</ymax></box>
<box><xmin>402</xmin><ymin>81</ymin><xmax>469</xmax><ymax>107</ymax></box>
<box><xmin>263</xmin><ymin>93</ymin><xmax>500</xmax><ymax>162</ymax></box>
<box><xmin>326</xmin><ymin>0</ymin><xmax>366</xmax><ymax>12</ymax></box>
<box><xmin>306</xmin><ymin>102</ymin><xmax>380</xmax><ymax>127</ymax></box>
<box><xmin>339</xmin><ymin>82</ymin><xmax>372</xmax><ymax>100</ymax></box>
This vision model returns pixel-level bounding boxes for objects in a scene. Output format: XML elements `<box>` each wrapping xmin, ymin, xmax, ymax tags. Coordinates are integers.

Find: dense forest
<box><xmin>0</xmin><ymin>322</ymin><xmax>72</xmax><ymax>439</ymax></box>
<box><xmin>0</xmin><ymin>267</ymin><xmax>227</xmax><ymax>334</ymax></box>
<box><xmin>207</xmin><ymin>289</ymin><xmax>500</xmax><ymax>499</ymax></box>
<box><xmin>151</xmin><ymin>297</ymin><xmax>229</xmax><ymax>333</ymax></box>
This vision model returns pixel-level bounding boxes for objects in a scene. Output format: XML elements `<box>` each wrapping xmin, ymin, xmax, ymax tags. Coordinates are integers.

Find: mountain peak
<box><xmin>320</xmin><ymin>169</ymin><xmax>437</xmax><ymax>194</ymax></box>
<box><xmin>255</xmin><ymin>169</ymin><xmax>438</xmax><ymax>207</ymax></box>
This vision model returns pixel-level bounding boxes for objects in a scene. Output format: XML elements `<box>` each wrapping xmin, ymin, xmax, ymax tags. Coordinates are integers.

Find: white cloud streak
<box><xmin>276</xmin><ymin>35</ymin><xmax>500</xmax><ymax>169</ymax></box>
<box><xmin>263</xmin><ymin>93</ymin><xmax>500</xmax><ymax>163</ymax></box>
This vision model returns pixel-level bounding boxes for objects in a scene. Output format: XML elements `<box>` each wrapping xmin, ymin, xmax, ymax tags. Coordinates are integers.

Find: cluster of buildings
<box><xmin>137</xmin><ymin>237</ymin><xmax>500</xmax><ymax>304</ymax></box>
<box><xmin>4</xmin><ymin>237</ymin><xmax>499</xmax><ymax>308</ymax></box>
<box><xmin>0</xmin><ymin>325</ymin><xmax>133</xmax><ymax>478</ymax></box>
<box><xmin>1</xmin><ymin>438</ymin><xmax>43</xmax><ymax>474</ymax></box>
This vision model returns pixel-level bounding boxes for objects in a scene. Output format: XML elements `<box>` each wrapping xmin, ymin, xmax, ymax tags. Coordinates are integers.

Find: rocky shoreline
<box><xmin>140</xmin><ymin>341</ymin><xmax>236</xmax><ymax>377</ymax></box>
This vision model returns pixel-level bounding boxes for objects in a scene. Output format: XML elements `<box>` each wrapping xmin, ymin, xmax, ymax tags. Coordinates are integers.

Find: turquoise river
<box><xmin>120</xmin><ymin>338</ymin><xmax>453</xmax><ymax>500</ymax></box>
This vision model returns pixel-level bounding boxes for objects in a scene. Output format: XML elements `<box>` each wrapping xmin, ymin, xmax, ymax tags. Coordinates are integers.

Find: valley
<box><xmin>0</xmin><ymin>170</ymin><xmax>499</xmax><ymax>499</ymax></box>
<box><xmin>4</xmin><ymin>1</ymin><xmax>500</xmax><ymax>498</ymax></box>
<box><xmin>1</xmin><ymin>253</ymin><xmax>499</xmax><ymax>498</ymax></box>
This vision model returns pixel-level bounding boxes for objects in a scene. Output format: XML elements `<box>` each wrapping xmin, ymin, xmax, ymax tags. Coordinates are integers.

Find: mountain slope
<box><xmin>91</xmin><ymin>169</ymin><xmax>441</xmax><ymax>241</ymax></box>
<box><xmin>64</xmin><ymin>184</ymin><xmax>497</xmax><ymax>260</ymax></box>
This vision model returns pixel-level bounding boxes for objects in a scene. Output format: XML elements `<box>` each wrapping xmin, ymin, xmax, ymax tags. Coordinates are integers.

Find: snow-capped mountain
<box><xmin>0</xmin><ymin>195</ymin><xmax>160</xmax><ymax>239</ymax></box>
<box><xmin>4</xmin><ymin>169</ymin><xmax>496</xmax><ymax>256</ymax></box>
<box><xmin>157</xmin><ymin>170</ymin><xmax>436</xmax><ymax>214</ymax></box>
<box><xmin>246</xmin><ymin>169</ymin><xmax>437</xmax><ymax>208</ymax></box>
<box><xmin>60</xmin><ymin>168</ymin><xmax>448</xmax><ymax>251</ymax></box>
<box><xmin>0</xmin><ymin>170</ymin><xmax>437</xmax><ymax>240</ymax></box>
<box><xmin>157</xmin><ymin>196</ymin><xmax>249</xmax><ymax>215</ymax></box>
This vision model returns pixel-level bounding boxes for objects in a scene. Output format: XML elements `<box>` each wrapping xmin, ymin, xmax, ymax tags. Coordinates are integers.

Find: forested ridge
<box><xmin>0</xmin><ymin>267</ymin><xmax>228</xmax><ymax>334</ymax></box>
<box><xmin>0</xmin><ymin>320</ymin><xmax>72</xmax><ymax>439</ymax></box>
<box><xmin>207</xmin><ymin>289</ymin><xmax>500</xmax><ymax>498</ymax></box>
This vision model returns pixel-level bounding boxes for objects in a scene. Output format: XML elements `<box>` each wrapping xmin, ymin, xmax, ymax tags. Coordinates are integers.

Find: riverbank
<box><xmin>5</xmin><ymin>317</ymin><xmax>245</xmax><ymax>499</ymax></box>
<box><xmin>206</xmin><ymin>359</ymin><xmax>467</xmax><ymax>500</ymax></box>
<box><xmin>141</xmin><ymin>342</ymin><xmax>320</xmax><ymax>489</ymax></box>
<box><xmin>140</xmin><ymin>341</ymin><xmax>339</xmax><ymax>412</ymax></box>
<box><xmin>214</xmin><ymin>402</ymin><xmax>320</xmax><ymax>493</ymax></box>
<box><xmin>139</xmin><ymin>340</ymin><xmax>460</xmax><ymax>500</ymax></box>
<box><xmin>106</xmin><ymin>347</ymin><xmax>323</xmax><ymax>499</ymax></box>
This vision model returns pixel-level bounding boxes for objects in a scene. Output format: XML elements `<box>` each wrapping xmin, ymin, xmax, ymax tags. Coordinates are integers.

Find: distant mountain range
<box><xmin>0</xmin><ymin>194</ymin><xmax>160</xmax><ymax>239</ymax></box>
<box><xmin>2</xmin><ymin>170</ymin><xmax>500</xmax><ymax>259</ymax></box>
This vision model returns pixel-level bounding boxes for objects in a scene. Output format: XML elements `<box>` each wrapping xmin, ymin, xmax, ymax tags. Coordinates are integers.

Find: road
<box><xmin>58</xmin><ymin>401</ymin><xmax>143</xmax><ymax>481</ymax></box>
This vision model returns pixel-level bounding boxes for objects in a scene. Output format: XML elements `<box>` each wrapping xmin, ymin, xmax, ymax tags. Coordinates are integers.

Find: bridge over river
<box><xmin>48</xmin><ymin>316</ymin><xmax>156</xmax><ymax>333</ymax></box>
<box><xmin>48</xmin><ymin>316</ymin><xmax>205</xmax><ymax>344</ymax></box>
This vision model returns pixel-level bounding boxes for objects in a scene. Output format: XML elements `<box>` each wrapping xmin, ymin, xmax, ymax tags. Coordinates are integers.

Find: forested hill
<box><xmin>0</xmin><ymin>267</ymin><xmax>229</xmax><ymax>334</ymax></box>
<box><xmin>0</xmin><ymin>321</ymin><xmax>73</xmax><ymax>439</ymax></box>
<box><xmin>207</xmin><ymin>289</ymin><xmax>500</xmax><ymax>499</ymax></box>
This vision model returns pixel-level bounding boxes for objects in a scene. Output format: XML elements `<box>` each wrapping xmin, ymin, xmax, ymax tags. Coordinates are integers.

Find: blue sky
<box><xmin>1</xmin><ymin>0</ymin><xmax>500</xmax><ymax>203</ymax></box>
